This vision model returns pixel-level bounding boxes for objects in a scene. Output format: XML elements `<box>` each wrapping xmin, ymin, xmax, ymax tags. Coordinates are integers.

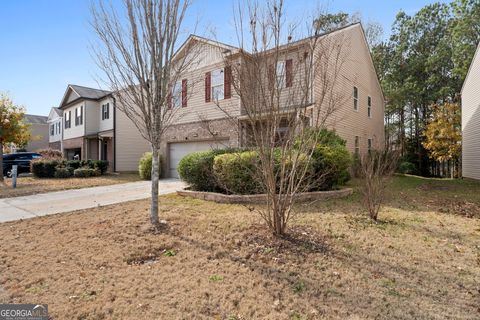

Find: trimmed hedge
<box><xmin>177</xmin><ymin>149</ymin><xmax>237</xmax><ymax>192</ymax></box>
<box><xmin>54</xmin><ymin>167</ymin><xmax>72</xmax><ymax>179</ymax></box>
<box><xmin>138</xmin><ymin>152</ymin><xmax>161</xmax><ymax>180</ymax></box>
<box><xmin>91</xmin><ymin>160</ymin><xmax>109</xmax><ymax>175</ymax></box>
<box><xmin>31</xmin><ymin>159</ymin><xmax>109</xmax><ymax>179</ymax></box>
<box><xmin>177</xmin><ymin>130</ymin><xmax>351</xmax><ymax>194</ymax></box>
<box><xmin>310</xmin><ymin>145</ymin><xmax>352</xmax><ymax>190</ymax></box>
<box><xmin>73</xmin><ymin>168</ymin><xmax>101</xmax><ymax>178</ymax></box>
<box><xmin>213</xmin><ymin>151</ymin><xmax>262</xmax><ymax>194</ymax></box>
<box><xmin>31</xmin><ymin>159</ymin><xmax>62</xmax><ymax>178</ymax></box>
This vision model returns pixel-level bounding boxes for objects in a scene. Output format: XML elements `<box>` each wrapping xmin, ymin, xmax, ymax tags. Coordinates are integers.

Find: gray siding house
<box><xmin>461</xmin><ymin>42</ymin><xmax>480</xmax><ymax>180</ymax></box>
<box><xmin>24</xmin><ymin>114</ymin><xmax>49</xmax><ymax>152</ymax></box>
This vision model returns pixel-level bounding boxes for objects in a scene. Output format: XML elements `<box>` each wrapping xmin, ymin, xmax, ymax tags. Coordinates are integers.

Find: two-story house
<box><xmin>161</xmin><ymin>23</ymin><xmax>385</xmax><ymax>177</ymax></box>
<box><xmin>58</xmin><ymin>84</ymin><xmax>150</xmax><ymax>171</ymax></box>
<box><xmin>47</xmin><ymin>107</ymin><xmax>63</xmax><ymax>150</ymax></box>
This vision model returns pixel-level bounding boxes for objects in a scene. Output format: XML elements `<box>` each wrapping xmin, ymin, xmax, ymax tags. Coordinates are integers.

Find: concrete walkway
<box><xmin>0</xmin><ymin>179</ymin><xmax>185</xmax><ymax>223</ymax></box>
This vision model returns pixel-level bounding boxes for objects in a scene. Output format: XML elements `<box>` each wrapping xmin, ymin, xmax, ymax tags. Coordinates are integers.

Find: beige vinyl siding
<box><xmin>65</xmin><ymin>91</ymin><xmax>80</xmax><ymax>104</ymax></box>
<box><xmin>461</xmin><ymin>43</ymin><xmax>480</xmax><ymax>180</ymax></box>
<box><xmin>98</xmin><ymin>97</ymin><xmax>114</xmax><ymax>132</ymax></box>
<box><xmin>85</xmin><ymin>100</ymin><xmax>100</xmax><ymax>135</ymax></box>
<box><xmin>63</xmin><ymin>101</ymin><xmax>85</xmax><ymax>140</ymax></box>
<box><xmin>171</xmin><ymin>42</ymin><xmax>241</xmax><ymax>124</ymax></box>
<box><xmin>114</xmin><ymin>106</ymin><xmax>150</xmax><ymax>171</ymax></box>
<box><xmin>314</xmin><ymin>24</ymin><xmax>385</xmax><ymax>153</ymax></box>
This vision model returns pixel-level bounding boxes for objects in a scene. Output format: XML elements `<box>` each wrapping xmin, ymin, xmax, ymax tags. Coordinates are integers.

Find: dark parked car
<box><xmin>2</xmin><ymin>152</ymin><xmax>42</xmax><ymax>177</ymax></box>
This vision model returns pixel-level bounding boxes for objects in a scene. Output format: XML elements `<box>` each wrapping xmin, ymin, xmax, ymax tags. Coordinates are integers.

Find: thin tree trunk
<box><xmin>150</xmin><ymin>145</ymin><xmax>160</xmax><ymax>225</ymax></box>
<box><xmin>0</xmin><ymin>142</ymin><xmax>4</xmax><ymax>183</ymax></box>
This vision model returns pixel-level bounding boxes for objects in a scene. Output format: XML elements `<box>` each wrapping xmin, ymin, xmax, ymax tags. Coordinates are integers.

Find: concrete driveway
<box><xmin>0</xmin><ymin>179</ymin><xmax>185</xmax><ymax>223</ymax></box>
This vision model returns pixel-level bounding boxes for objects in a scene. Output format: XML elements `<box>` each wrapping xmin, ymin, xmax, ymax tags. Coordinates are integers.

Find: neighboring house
<box><xmin>23</xmin><ymin>114</ymin><xmax>49</xmax><ymax>152</ymax></box>
<box><xmin>58</xmin><ymin>84</ymin><xmax>150</xmax><ymax>171</ymax></box>
<box><xmin>47</xmin><ymin>107</ymin><xmax>63</xmax><ymax>150</ymax></box>
<box><xmin>461</xmin><ymin>42</ymin><xmax>480</xmax><ymax>180</ymax></box>
<box><xmin>162</xmin><ymin>23</ymin><xmax>385</xmax><ymax>177</ymax></box>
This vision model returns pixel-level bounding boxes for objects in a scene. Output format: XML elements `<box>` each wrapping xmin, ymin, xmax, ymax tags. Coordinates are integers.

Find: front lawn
<box><xmin>0</xmin><ymin>176</ymin><xmax>479</xmax><ymax>319</ymax></box>
<box><xmin>0</xmin><ymin>173</ymin><xmax>140</xmax><ymax>199</ymax></box>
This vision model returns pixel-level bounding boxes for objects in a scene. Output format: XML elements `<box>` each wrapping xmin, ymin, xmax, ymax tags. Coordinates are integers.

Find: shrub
<box><xmin>66</xmin><ymin>160</ymin><xmax>81</xmax><ymax>170</ymax></box>
<box><xmin>31</xmin><ymin>159</ymin><xmax>62</xmax><ymax>178</ymax></box>
<box><xmin>304</xmin><ymin>128</ymin><xmax>347</xmax><ymax>147</ymax></box>
<box><xmin>80</xmin><ymin>159</ymin><xmax>93</xmax><ymax>168</ymax></box>
<box><xmin>91</xmin><ymin>160</ymin><xmax>109</xmax><ymax>175</ymax></box>
<box><xmin>138</xmin><ymin>152</ymin><xmax>162</xmax><ymax>180</ymax></box>
<box><xmin>310</xmin><ymin>145</ymin><xmax>352</xmax><ymax>190</ymax></box>
<box><xmin>37</xmin><ymin>148</ymin><xmax>63</xmax><ymax>159</ymax></box>
<box><xmin>177</xmin><ymin>149</ymin><xmax>236</xmax><ymax>192</ymax></box>
<box><xmin>73</xmin><ymin>167</ymin><xmax>101</xmax><ymax>178</ymax></box>
<box><xmin>54</xmin><ymin>167</ymin><xmax>72</xmax><ymax>179</ymax></box>
<box><xmin>213</xmin><ymin>151</ymin><xmax>262</xmax><ymax>194</ymax></box>
<box><xmin>398</xmin><ymin>161</ymin><xmax>416</xmax><ymax>175</ymax></box>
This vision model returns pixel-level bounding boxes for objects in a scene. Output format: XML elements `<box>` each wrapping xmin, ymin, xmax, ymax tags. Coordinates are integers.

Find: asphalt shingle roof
<box><xmin>69</xmin><ymin>84</ymin><xmax>111</xmax><ymax>100</ymax></box>
<box><xmin>24</xmin><ymin>114</ymin><xmax>48</xmax><ymax>124</ymax></box>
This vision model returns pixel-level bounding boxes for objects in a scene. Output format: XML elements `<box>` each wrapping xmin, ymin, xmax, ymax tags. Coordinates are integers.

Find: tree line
<box><xmin>371</xmin><ymin>0</ymin><xmax>479</xmax><ymax>176</ymax></box>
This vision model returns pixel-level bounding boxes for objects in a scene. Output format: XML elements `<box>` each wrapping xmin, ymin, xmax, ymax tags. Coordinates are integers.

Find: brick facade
<box><xmin>48</xmin><ymin>141</ymin><xmax>61</xmax><ymax>151</ymax></box>
<box><xmin>63</xmin><ymin>137</ymin><xmax>84</xmax><ymax>159</ymax></box>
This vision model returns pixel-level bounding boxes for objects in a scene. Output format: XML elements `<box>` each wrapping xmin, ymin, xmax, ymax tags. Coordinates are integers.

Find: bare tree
<box><xmin>211</xmin><ymin>0</ymin><xmax>351</xmax><ymax>236</ymax></box>
<box><xmin>358</xmin><ymin>149</ymin><xmax>399</xmax><ymax>221</ymax></box>
<box><xmin>91</xmin><ymin>0</ymin><xmax>196</xmax><ymax>225</ymax></box>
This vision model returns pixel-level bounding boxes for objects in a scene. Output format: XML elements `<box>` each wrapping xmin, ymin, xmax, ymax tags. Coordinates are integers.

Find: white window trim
<box><xmin>172</xmin><ymin>81</ymin><xmax>182</xmax><ymax>108</ymax></box>
<box><xmin>353</xmin><ymin>87</ymin><xmax>359</xmax><ymax>112</ymax></box>
<box><xmin>276</xmin><ymin>61</ymin><xmax>286</xmax><ymax>89</ymax></box>
<box><xmin>211</xmin><ymin>68</ymin><xmax>224</xmax><ymax>101</ymax></box>
<box><xmin>102</xmin><ymin>103</ymin><xmax>110</xmax><ymax>120</ymax></box>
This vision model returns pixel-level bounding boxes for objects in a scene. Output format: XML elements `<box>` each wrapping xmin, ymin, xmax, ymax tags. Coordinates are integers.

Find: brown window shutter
<box><xmin>205</xmin><ymin>72</ymin><xmax>211</xmax><ymax>102</ymax></box>
<box><xmin>268</xmin><ymin>64</ymin><xmax>274</xmax><ymax>91</ymax></box>
<box><xmin>285</xmin><ymin>59</ymin><xmax>293</xmax><ymax>87</ymax></box>
<box><xmin>167</xmin><ymin>85</ymin><xmax>172</xmax><ymax>109</ymax></box>
<box><xmin>182</xmin><ymin>79</ymin><xmax>187</xmax><ymax>107</ymax></box>
<box><xmin>224</xmin><ymin>66</ymin><xmax>232</xmax><ymax>99</ymax></box>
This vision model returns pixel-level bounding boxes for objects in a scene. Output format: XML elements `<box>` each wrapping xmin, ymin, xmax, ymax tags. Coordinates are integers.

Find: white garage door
<box><xmin>168</xmin><ymin>140</ymin><xmax>228</xmax><ymax>178</ymax></box>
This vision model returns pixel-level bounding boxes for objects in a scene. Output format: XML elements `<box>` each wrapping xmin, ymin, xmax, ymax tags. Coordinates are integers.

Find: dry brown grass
<box><xmin>0</xmin><ymin>176</ymin><xmax>479</xmax><ymax>319</ymax></box>
<box><xmin>0</xmin><ymin>173</ymin><xmax>140</xmax><ymax>199</ymax></box>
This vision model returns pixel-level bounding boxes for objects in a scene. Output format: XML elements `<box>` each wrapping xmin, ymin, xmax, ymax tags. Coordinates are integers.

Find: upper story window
<box><xmin>367</xmin><ymin>96</ymin><xmax>372</xmax><ymax>118</ymax></box>
<box><xmin>75</xmin><ymin>106</ymin><xmax>83</xmax><ymax>126</ymax></box>
<box><xmin>50</xmin><ymin>124</ymin><xmax>55</xmax><ymax>136</ymax></box>
<box><xmin>276</xmin><ymin>61</ymin><xmax>286</xmax><ymax>88</ymax></box>
<box><xmin>102</xmin><ymin>103</ymin><xmax>110</xmax><ymax>120</ymax></box>
<box><xmin>56</xmin><ymin>121</ymin><xmax>61</xmax><ymax>134</ymax></box>
<box><xmin>211</xmin><ymin>68</ymin><xmax>224</xmax><ymax>101</ymax></box>
<box><xmin>65</xmin><ymin>111</ymin><xmax>71</xmax><ymax>129</ymax></box>
<box><xmin>355</xmin><ymin>136</ymin><xmax>359</xmax><ymax>154</ymax></box>
<box><xmin>172</xmin><ymin>81</ymin><xmax>182</xmax><ymax>108</ymax></box>
<box><xmin>354</xmin><ymin>87</ymin><xmax>359</xmax><ymax>111</ymax></box>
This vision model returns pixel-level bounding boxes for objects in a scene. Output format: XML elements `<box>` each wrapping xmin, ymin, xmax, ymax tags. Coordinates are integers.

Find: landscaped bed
<box><xmin>0</xmin><ymin>176</ymin><xmax>479</xmax><ymax>319</ymax></box>
<box><xmin>0</xmin><ymin>173</ymin><xmax>140</xmax><ymax>199</ymax></box>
